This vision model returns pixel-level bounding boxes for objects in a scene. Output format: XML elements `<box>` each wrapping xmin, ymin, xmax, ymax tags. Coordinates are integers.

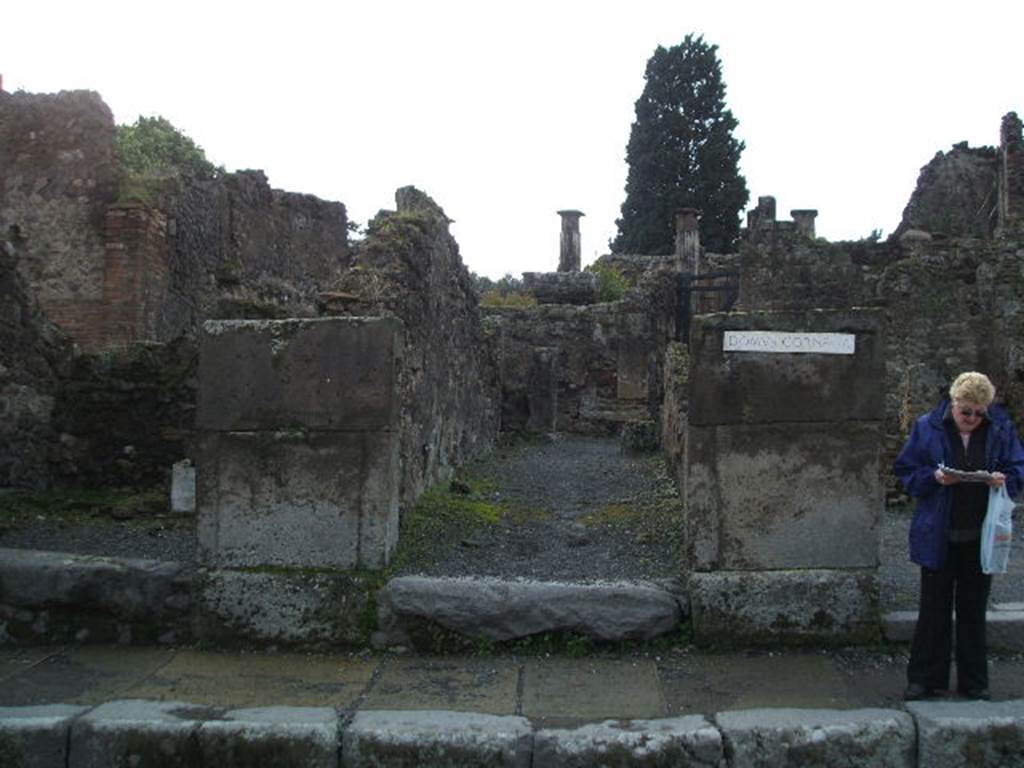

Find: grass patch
<box><xmin>0</xmin><ymin>486</ymin><xmax>189</xmax><ymax>531</ymax></box>
<box><xmin>579</xmin><ymin>503</ymin><xmax>643</xmax><ymax>527</ymax></box>
<box><xmin>387</xmin><ymin>475</ymin><xmax>510</xmax><ymax>575</ymax></box>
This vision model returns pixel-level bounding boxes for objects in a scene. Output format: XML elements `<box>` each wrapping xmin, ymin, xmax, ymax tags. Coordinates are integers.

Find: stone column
<box><xmin>756</xmin><ymin>196</ymin><xmax>777</xmax><ymax>226</ymax></box>
<box><xmin>684</xmin><ymin>308</ymin><xmax>886</xmax><ymax>645</ymax></box>
<box><xmin>557</xmin><ymin>210</ymin><xmax>584</xmax><ymax>272</ymax></box>
<box><xmin>673</xmin><ymin>208</ymin><xmax>701</xmax><ymax>273</ymax></box>
<box><xmin>791</xmin><ymin>209</ymin><xmax>819</xmax><ymax>239</ymax></box>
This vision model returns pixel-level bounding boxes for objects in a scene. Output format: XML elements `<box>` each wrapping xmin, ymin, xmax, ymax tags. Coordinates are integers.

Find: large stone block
<box><xmin>198</xmin><ymin>317</ymin><xmax>401</xmax><ymax>432</ymax></box>
<box><xmin>685</xmin><ymin>422</ymin><xmax>882</xmax><ymax>570</ymax></box>
<box><xmin>376</xmin><ymin>576</ymin><xmax>682</xmax><ymax>645</ymax></box>
<box><xmin>688</xmin><ymin>309</ymin><xmax>885</xmax><ymax>426</ymax></box>
<box><xmin>716</xmin><ymin>707</ymin><xmax>915</xmax><ymax>768</ymax></box>
<box><xmin>906</xmin><ymin>699</ymin><xmax>1024</xmax><ymax>768</ymax></box>
<box><xmin>197</xmin><ymin>430</ymin><xmax>399</xmax><ymax>569</ymax></box>
<box><xmin>0</xmin><ymin>548</ymin><xmax>191</xmax><ymax>645</ymax></box>
<box><xmin>688</xmin><ymin>570</ymin><xmax>880</xmax><ymax>645</ymax></box>
<box><xmin>193</xmin><ymin>569</ymin><xmax>376</xmax><ymax>648</ymax></box>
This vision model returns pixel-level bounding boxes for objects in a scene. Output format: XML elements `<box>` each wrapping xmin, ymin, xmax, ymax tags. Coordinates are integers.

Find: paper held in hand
<box><xmin>938</xmin><ymin>464</ymin><xmax>994</xmax><ymax>483</ymax></box>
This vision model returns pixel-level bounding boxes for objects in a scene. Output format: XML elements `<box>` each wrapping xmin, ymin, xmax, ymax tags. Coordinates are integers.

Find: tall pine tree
<box><xmin>613</xmin><ymin>35</ymin><xmax>748</xmax><ymax>255</ymax></box>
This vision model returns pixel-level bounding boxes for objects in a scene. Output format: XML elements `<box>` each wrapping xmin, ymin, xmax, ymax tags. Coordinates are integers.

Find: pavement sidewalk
<box><xmin>4</xmin><ymin>644</ymin><xmax>1024</xmax><ymax>724</ymax></box>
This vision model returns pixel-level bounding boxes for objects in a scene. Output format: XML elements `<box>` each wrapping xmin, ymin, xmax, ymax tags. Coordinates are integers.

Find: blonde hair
<box><xmin>949</xmin><ymin>371</ymin><xmax>995</xmax><ymax>406</ymax></box>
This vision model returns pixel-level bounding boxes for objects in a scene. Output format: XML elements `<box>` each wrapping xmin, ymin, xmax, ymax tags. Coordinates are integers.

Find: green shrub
<box><xmin>116</xmin><ymin>116</ymin><xmax>222</xmax><ymax>203</ymax></box>
<box><xmin>479</xmin><ymin>290</ymin><xmax>537</xmax><ymax>309</ymax></box>
<box><xmin>587</xmin><ymin>262</ymin><xmax>628</xmax><ymax>302</ymax></box>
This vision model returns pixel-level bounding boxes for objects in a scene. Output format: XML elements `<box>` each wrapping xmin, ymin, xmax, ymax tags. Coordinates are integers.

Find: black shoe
<box><xmin>903</xmin><ymin>683</ymin><xmax>932</xmax><ymax>701</ymax></box>
<box><xmin>958</xmin><ymin>687</ymin><xmax>990</xmax><ymax>701</ymax></box>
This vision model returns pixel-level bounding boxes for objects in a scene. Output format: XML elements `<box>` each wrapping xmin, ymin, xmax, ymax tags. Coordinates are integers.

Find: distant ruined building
<box><xmin>2</xmin><ymin>86</ymin><xmax>1024</xmax><ymax>500</ymax></box>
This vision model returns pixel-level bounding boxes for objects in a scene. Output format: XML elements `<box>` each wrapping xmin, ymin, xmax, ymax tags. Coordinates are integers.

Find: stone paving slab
<box><xmin>0</xmin><ymin>646</ymin><xmax>174</xmax><ymax>706</ymax></box>
<box><xmin>521</xmin><ymin>658</ymin><xmax>666</xmax><ymax>724</ymax></box>
<box><xmin>658</xmin><ymin>650</ymin><xmax>865</xmax><ymax>715</ymax></box>
<box><xmin>124</xmin><ymin>649</ymin><xmax>375</xmax><ymax>708</ymax></box>
<box><xmin>0</xmin><ymin>646</ymin><xmax>59</xmax><ymax>682</ymax></box>
<box><xmin>364</xmin><ymin>656</ymin><xmax>519</xmax><ymax>714</ymax></box>
<box><xmin>884</xmin><ymin>607</ymin><xmax>1024</xmax><ymax>652</ymax></box>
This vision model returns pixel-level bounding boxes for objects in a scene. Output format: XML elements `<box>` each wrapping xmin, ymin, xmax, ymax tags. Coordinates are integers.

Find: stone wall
<box><xmin>485</xmin><ymin>262</ymin><xmax>679</xmax><ymax>435</ymax></box>
<box><xmin>0</xmin><ymin>90</ymin><xmax>351</xmax><ymax>351</ymax></box>
<box><xmin>0</xmin><ymin>90</ymin><xmax>118</xmax><ymax>342</ymax></box>
<box><xmin>894</xmin><ymin>143</ymin><xmax>998</xmax><ymax>240</ymax></box>
<box><xmin>0</xmin><ymin>89</ymin><xmax>352</xmax><ymax>490</ymax></box>
<box><xmin>734</xmin><ymin>223</ymin><xmax>1024</xmax><ymax>495</ymax></box>
<box><xmin>0</xmin><ymin>239</ymin><xmax>70</xmax><ymax>488</ymax></box>
<box><xmin>320</xmin><ymin>187</ymin><xmax>501</xmax><ymax>512</ymax></box>
<box><xmin>43</xmin><ymin>204</ymin><xmax>171</xmax><ymax>350</ymax></box>
<box><xmin>163</xmin><ymin>170</ymin><xmax>351</xmax><ymax>336</ymax></box>
<box><xmin>196</xmin><ymin>317</ymin><xmax>402</xmax><ymax>570</ymax></box>
<box><xmin>51</xmin><ymin>340</ymin><xmax>197</xmax><ymax>488</ymax></box>
<box><xmin>684</xmin><ymin>309</ymin><xmax>885</xmax><ymax>644</ymax></box>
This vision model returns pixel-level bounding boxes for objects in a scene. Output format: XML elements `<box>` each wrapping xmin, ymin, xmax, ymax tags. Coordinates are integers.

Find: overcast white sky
<box><xmin>5</xmin><ymin>1</ymin><xmax>1021</xmax><ymax>277</ymax></box>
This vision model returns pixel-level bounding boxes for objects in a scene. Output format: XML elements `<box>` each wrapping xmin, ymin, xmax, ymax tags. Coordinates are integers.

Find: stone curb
<box><xmin>533</xmin><ymin>715</ymin><xmax>723</xmax><ymax>767</ymax></box>
<box><xmin>344</xmin><ymin>710</ymin><xmax>532</xmax><ymax>768</ymax></box>
<box><xmin>715</xmin><ymin>707</ymin><xmax>916</xmax><ymax>768</ymax></box>
<box><xmin>0</xmin><ymin>704</ymin><xmax>88</xmax><ymax>768</ymax></box>
<box><xmin>906</xmin><ymin>699</ymin><xmax>1024</xmax><ymax>768</ymax></box>
<box><xmin>4</xmin><ymin>701</ymin><xmax>1024</xmax><ymax>767</ymax></box>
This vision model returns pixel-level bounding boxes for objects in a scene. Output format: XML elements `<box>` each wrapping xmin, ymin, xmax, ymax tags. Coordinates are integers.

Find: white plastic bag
<box><xmin>981</xmin><ymin>485</ymin><xmax>1016</xmax><ymax>575</ymax></box>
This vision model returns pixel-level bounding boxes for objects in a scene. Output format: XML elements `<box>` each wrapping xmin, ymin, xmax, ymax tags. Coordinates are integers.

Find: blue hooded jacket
<box><xmin>894</xmin><ymin>399</ymin><xmax>1024</xmax><ymax>570</ymax></box>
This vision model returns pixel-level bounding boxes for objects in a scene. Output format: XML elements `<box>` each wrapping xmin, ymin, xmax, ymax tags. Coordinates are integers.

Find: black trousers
<box><xmin>907</xmin><ymin>540</ymin><xmax>992</xmax><ymax>692</ymax></box>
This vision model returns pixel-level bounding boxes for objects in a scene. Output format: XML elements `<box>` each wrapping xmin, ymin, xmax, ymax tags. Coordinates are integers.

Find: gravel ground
<box><xmin>2</xmin><ymin>435</ymin><xmax>1022</xmax><ymax>611</ymax></box>
<box><xmin>393</xmin><ymin>434</ymin><xmax>684</xmax><ymax>582</ymax></box>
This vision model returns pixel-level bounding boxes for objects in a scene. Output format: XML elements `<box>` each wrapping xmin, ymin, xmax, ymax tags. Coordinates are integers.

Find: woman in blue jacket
<box><xmin>894</xmin><ymin>371</ymin><xmax>1024</xmax><ymax>701</ymax></box>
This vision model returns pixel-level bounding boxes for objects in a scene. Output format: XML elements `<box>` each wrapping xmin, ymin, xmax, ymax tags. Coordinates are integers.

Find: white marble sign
<box><xmin>723</xmin><ymin>331</ymin><xmax>856</xmax><ymax>355</ymax></box>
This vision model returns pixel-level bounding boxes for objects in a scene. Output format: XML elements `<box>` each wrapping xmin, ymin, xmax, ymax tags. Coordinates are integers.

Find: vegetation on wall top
<box><xmin>116</xmin><ymin>115</ymin><xmax>222</xmax><ymax>203</ymax></box>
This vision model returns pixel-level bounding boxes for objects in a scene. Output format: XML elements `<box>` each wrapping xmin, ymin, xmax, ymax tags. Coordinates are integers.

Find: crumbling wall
<box><xmin>0</xmin><ymin>89</ymin><xmax>353</xmax><ymax>491</ymax></box>
<box><xmin>0</xmin><ymin>90</ymin><xmax>119</xmax><ymax>315</ymax></box>
<box><xmin>321</xmin><ymin>187</ymin><xmax>500</xmax><ymax>511</ymax></box>
<box><xmin>0</xmin><ymin>239</ymin><xmax>71</xmax><ymax>488</ymax></box>
<box><xmin>894</xmin><ymin>142</ymin><xmax>998</xmax><ymax>240</ymax></box>
<box><xmin>0</xmin><ymin>89</ymin><xmax>351</xmax><ymax>349</ymax></box>
<box><xmin>164</xmin><ymin>170</ymin><xmax>351</xmax><ymax>336</ymax></box>
<box><xmin>485</xmin><ymin>266</ymin><xmax>676</xmax><ymax>435</ymax></box>
<box><xmin>51</xmin><ymin>340</ymin><xmax>198</xmax><ymax>488</ymax></box>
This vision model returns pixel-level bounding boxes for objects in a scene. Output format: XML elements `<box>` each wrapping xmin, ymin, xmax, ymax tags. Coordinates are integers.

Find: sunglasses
<box><xmin>958</xmin><ymin>407</ymin><xmax>987</xmax><ymax>419</ymax></box>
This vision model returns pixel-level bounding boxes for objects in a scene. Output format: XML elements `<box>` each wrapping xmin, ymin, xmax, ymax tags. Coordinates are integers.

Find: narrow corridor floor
<box><xmin>392</xmin><ymin>435</ymin><xmax>683</xmax><ymax>582</ymax></box>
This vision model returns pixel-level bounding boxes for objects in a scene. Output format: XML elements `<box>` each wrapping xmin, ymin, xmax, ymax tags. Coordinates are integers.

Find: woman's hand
<box><xmin>934</xmin><ymin>469</ymin><xmax>960</xmax><ymax>486</ymax></box>
<box><xmin>987</xmin><ymin>471</ymin><xmax>1007</xmax><ymax>488</ymax></box>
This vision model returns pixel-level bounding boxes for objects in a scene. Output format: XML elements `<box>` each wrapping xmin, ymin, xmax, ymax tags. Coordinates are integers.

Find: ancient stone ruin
<box><xmin>2</xmin><ymin>86</ymin><xmax>1024</xmax><ymax>649</ymax></box>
